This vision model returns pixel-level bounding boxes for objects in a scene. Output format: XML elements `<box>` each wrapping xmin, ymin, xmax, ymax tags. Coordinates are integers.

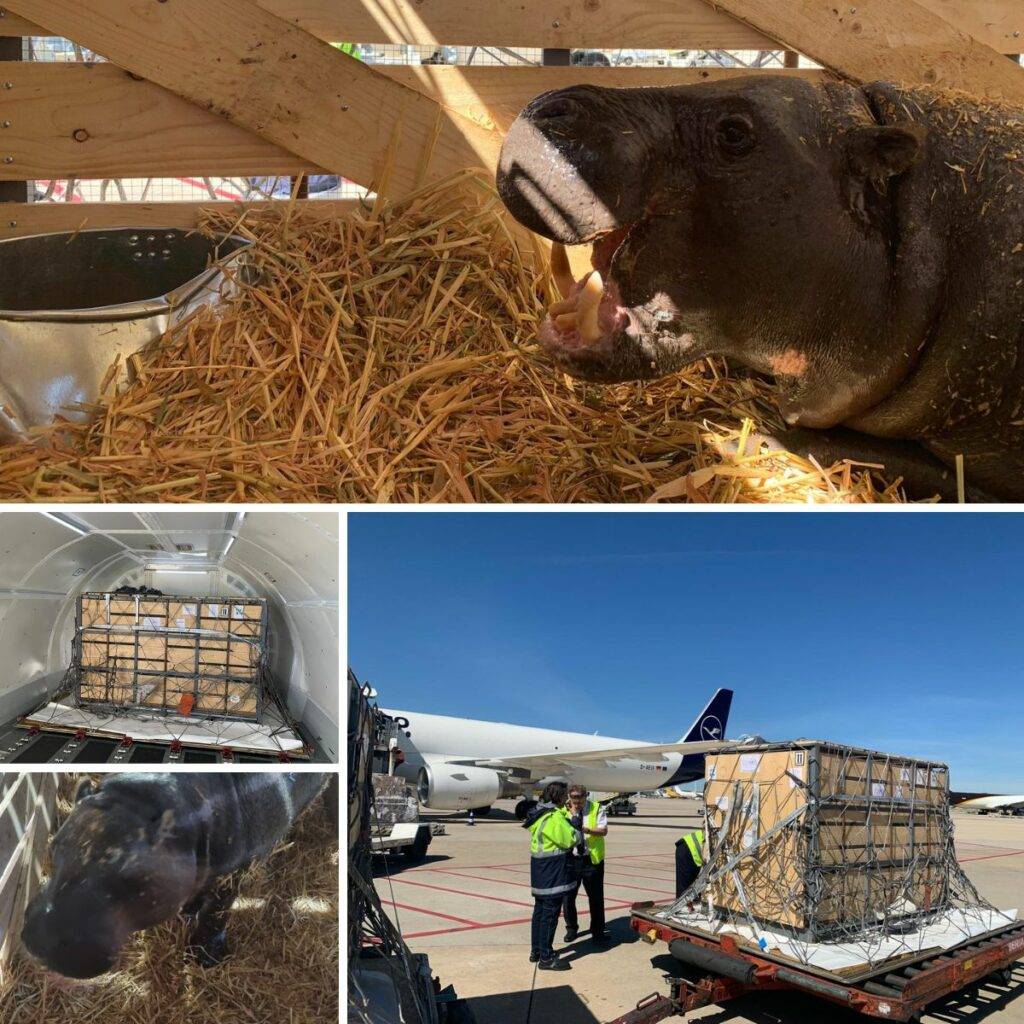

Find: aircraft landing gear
<box><xmin>514</xmin><ymin>798</ymin><xmax>537</xmax><ymax>821</ymax></box>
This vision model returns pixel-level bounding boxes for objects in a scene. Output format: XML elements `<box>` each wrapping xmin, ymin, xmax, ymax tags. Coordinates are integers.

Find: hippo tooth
<box><xmin>577</xmin><ymin>271</ymin><xmax>604</xmax><ymax>343</ymax></box>
<box><xmin>550</xmin><ymin>242</ymin><xmax>575</xmax><ymax>300</ymax></box>
<box><xmin>554</xmin><ymin>312</ymin><xmax>578</xmax><ymax>333</ymax></box>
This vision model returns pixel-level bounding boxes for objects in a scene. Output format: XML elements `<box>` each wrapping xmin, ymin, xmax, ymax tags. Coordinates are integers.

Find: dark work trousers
<box><xmin>530</xmin><ymin>894</ymin><xmax>563</xmax><ymax>961</ymax></box>
<box><xmin>563</xmin><ymin>860</ymin><xmax>605</xmax><ymax>936</ymax></box>
<box><xmin>675</xmin><ymin>839</ymin><xmax>700</xmax><ymax>898</ymax></box>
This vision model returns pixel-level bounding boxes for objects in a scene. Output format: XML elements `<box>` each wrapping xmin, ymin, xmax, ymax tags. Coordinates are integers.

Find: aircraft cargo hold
<box><xmin>0</xmin><ymin>510</ymin><xmax>339</xmax><ymax>763</ymax></box>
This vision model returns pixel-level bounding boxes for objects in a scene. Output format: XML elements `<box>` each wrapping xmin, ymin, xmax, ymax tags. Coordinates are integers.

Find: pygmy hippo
<box><xmin>21</xmin><ymin>772</ymin><xmax>335</xmax><ymax>979</ymax></box>
<box><xmin>496</xmin><ymin>75</ymin><xmax>1024</xmax><ymax>500</ymax></box>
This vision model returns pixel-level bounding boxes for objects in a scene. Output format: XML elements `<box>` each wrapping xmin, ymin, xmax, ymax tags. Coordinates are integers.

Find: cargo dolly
<box><xmin>606</xmin><ymin>904</ymin><xmax>1024</xmax><ymax>1024</ymax></box>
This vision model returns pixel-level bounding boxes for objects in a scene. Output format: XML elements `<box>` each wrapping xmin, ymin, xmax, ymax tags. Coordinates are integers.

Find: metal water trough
<box><xmin>0</xmin><ymin>227</ymin><xmax>250</xmax><ymax>442</ymax></box>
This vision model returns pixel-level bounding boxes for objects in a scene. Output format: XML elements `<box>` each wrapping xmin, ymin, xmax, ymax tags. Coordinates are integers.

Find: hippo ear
<box><xmin>74</xmin><ymin>779</ymin><xmax>95</xmax><ymax>803</ymax></box>
<box><xmin>845</xmin><ymin>124</ymin><xmax>924</xmax><ymax>182</ymax></box>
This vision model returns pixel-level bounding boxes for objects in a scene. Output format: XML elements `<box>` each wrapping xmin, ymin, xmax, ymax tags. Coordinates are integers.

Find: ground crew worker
<box><xmin>675</xmin><ymin>827</ymin><xmax>705</xmax><ymax>898</ymax></box>
<box><xmin>523</xmin><ymin>781</ymin><xmax>581</xmax><ymax>971</ymax></box>
<box><xmin>562</xmin><ymin>785</ymin><xmax>609</xmax><ymax>944</ymax></box>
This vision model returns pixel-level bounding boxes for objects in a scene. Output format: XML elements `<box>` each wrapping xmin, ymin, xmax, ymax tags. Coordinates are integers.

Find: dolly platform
<box><xmin>606</xmin><ymin>904</ymin><xmax>1024</xmax><ymax>1024</ymax></box>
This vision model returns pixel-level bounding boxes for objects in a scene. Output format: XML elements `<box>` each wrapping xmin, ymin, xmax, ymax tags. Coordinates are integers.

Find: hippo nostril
<box><xmin>530</xmin><ymin>96</ymin><xmax>581</xmax><ymax>123</ymax></box>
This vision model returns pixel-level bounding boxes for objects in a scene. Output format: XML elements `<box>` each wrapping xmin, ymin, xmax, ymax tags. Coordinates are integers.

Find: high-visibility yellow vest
<box><xmin>529</xmin><ymin>807</ymin><xmax>577</xmax><ymax>854</ymax></box>
<box><xmin>585</xmin><ymin>800</ymin><xmax>605</xmax><ymax>864</ymax></box>
<box><xmin>682</xmin><ymin>829</ymin><xmax>704</xmax><ymax>868</ymax></box>
<box><xmin>528</xmin><ymin>807</ymin><xmax>578</xmax><ymax>896</ymax></box>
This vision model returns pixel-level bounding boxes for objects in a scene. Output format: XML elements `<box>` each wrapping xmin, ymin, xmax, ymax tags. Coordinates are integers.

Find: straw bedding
<box><xmin>0</xmin><ymin>172</ymin><xmax>907</xmax><ymax>502</ymax></box>
<box><xmin>1</xmin><ymin>775</ymin><xmax>339</xmax><ymax>1024</ymax></box>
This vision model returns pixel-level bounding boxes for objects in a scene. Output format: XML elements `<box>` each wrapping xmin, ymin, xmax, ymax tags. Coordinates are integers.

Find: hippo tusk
<box><xmin>550</xmin><ymin>241</ymin><xmax>575</xmax><ymax>300</ymax></box>
<box><xmin>576</xmin><ymin>271</ymin><xmax>604</xmax><ymax>343</ymax></box>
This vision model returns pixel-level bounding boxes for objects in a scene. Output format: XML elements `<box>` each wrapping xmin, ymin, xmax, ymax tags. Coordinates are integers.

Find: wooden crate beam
<box><xmin>254</xmin><ymin>0</ymin><xmax>1024</xmax><ymax>56</ymax></box>
<box><xmin>7</xmin><ymin>1</ymin><xmax>1021</xmax><ymax>54</ymax></box>
<box><xmin>0</xmin><ymin>9</ymin><xmax>39</xmax><ymax>36</ymax></box>
<box><xmin>3</xmin><ymin>0</ymin><xmax>503</xmax><ymax>197</ymax></box>
<box><xmin>0</xmin><ymin>197</ymin><xmax>360</xmax><ymax>239</ymax></box>
<box><xmin>0</xmin><ymin>63</ymin><xmax>821</xmax><ymax>181</ymax></box>
<box><xmin>699</xmin><ymin>0</ymin><xmax>1024</xmax><ymax>103</ymax></box>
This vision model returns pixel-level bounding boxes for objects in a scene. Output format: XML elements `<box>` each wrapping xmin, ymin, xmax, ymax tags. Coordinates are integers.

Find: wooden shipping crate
<box><xmin>74</xmin><ymin>592</ymin><xmax>268</xmax><ymax>720</ymax></box>
<box><xmin>704</xmin><ymin>741</ymin><xmax>951</xmax><ymax>937</ymax></box>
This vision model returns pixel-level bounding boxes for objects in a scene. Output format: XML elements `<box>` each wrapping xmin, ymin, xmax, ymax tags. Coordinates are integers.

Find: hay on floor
<box><xmin>0</xmin><ymin>171</ymin><xmax>908</xmax><ymax>503</ymax></box>
<box><xmin>1</xmin><ymin>775</ymin><xmax>339</xmax><ymax>1024</ymax></box>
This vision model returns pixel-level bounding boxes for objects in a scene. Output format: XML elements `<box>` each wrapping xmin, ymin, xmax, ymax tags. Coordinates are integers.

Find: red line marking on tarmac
<box><xmin>487</xmin><ymin>864</ymin><xmax>676</xmax><ymax>897</ymax></box>
<box><xmin>959</xmin><ymin>849</ymin><xmax>1024</xmax><ymax>863</ymax></box>
<box><xmin>386</xmin><ymin>876</ymin><xmax>535</xmax><ymax>908</ymax></box>
<box><xmin>402</xmin><ymin>901</ymin><xmax>634</xmax><ymax>940</ymax></box>
<box><xmin>382</xmin><ymin>900</ymin><xmax>483</xmax><ymax>926</ymax></box>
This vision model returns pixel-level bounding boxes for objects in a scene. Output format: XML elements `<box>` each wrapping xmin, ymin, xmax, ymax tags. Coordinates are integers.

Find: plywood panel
<box><xmin>0</xmin><ymin>62</ymin><xmax>819</xmax><ymax>181</ymax></box>
<box><xmin>3</xmin><ymin>0</ymin><xmax>503</xmax><ymax>198</ymax></box>
<box><xmin>700</xmin><ymin>0</ymin><xmax>1024</xmax><ymax>103</ymax></box>
<box><xmin>0</xmin><ymin>198</ymin><xmax>360</xmax><ymax>239</ymax></box>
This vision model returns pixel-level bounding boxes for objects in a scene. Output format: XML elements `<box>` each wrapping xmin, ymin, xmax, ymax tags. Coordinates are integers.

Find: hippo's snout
<box><xmin>497</xmin><ymin>86</ymin><xmax>657</xmax><ymax>244</ymax></box>
<box><xmin>22</xmin><ymin>890</ymin><xmax>121</xmax><ymax>979</ymax></box>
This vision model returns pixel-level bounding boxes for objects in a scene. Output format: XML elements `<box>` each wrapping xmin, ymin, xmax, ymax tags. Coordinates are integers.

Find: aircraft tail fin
<box><xmin>678</xmin><ymin>688</ymin><xmax>733</xmax><ymax>744</ymax></box>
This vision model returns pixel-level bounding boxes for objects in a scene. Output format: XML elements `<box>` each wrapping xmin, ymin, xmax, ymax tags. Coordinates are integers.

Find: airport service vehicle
<box><xmin>607</xmin><ymin>906</ymin><xmax>1024</xmax><ymax>1024</ymax></box>
<box><xmin>606</xmin><ymin>796</ymin><xmax>637</xmax><ymax>816</ymax></box>
<box><xmin>369</xmin><ymin>713</ymin><xmax>432</xmax><ymax>862</ymax></box>
<box><xmin>370</xmin><ymin>773</ymin><xmax>432</xmax><ymax>862</ymax></box>
<box><xmin>383</xmin><ymin>689</ymin><xmax>733</xmax><ymax>818</ymax></box>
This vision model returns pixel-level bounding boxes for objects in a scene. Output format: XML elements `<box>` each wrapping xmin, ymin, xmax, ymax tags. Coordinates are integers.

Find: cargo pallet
<box><xmin>606</xmin><ymin>904</ymin><xmax>1024</xmax><ymax>1024</ymax></box>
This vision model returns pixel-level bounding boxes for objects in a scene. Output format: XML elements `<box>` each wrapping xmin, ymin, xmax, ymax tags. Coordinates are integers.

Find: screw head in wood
<box><xmin>73</xmin><ymin>128</ymin><xmax>90</xmax><ymax>142</ymax></box>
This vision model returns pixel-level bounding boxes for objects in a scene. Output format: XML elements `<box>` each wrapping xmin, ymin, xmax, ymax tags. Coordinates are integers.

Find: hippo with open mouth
<box><xmin>21</xmin><ymin>772</ymin><xmax>335</xmax><ymax>979</ymax></box>
<box><xmin>496</xmin><ymin>75</ymin><xmax>1024</xmax><ymax>500</ymax></box>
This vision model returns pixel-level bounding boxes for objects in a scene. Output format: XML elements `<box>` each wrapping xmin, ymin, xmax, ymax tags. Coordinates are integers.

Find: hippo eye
<box><xmin>715</xmin><ymin>114</ymin><xmax>755</xmax><ymax>156</ymax></box>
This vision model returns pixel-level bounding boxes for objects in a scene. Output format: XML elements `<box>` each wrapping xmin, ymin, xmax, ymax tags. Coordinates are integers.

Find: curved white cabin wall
<box><xmin>0</xmin><ymin>511</ymin><xmax>338</xmax><ymax>758</ymax></box>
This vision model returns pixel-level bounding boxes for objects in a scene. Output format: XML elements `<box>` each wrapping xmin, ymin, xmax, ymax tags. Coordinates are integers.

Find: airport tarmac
<box><xmin>374</xmin><ymin>799</ymin><xmax>1024</xmax><ymax>1024</ymax></box>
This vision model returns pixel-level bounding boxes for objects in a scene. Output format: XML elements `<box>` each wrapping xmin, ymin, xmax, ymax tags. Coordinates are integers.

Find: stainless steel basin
<box><xmin>0</xmin><ymin>227</ymin><xmax>250</xmax><ymax>442</ymax></box>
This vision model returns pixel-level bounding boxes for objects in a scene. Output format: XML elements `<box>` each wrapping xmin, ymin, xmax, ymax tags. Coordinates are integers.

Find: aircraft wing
<box><xmin>959</xmin><ymin>794</ymin><xmax>1024</xmax><ymax>811</ymax></box>
<box><xmin>465</xmin><ymin>738</ymin><xmax>730</xmax><ymax>773</ymax></box>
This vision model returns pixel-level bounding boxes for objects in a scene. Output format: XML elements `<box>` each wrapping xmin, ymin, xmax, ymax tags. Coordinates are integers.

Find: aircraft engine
<box><xmin>417</xmin><ymin>764</ymin><xmax>517</xmax><ymax>809</ymax></box>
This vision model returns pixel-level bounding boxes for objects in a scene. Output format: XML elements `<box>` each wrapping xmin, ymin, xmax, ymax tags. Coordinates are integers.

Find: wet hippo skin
<box><xmin>21</xmin><ymin>772</ymin><xmax>335</xmax><ymax>979</ymax></box>
<box><xmin>496</xmin><ymin>75</ymin><xmax>1024</xmax><ymax>501</ymax></box>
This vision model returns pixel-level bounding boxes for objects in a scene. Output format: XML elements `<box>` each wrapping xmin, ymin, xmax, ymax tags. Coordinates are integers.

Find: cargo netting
<box><xmin>656</xmin><ymin>741</ymin><xmax>1015</xmax><ymax>974</ymax></box>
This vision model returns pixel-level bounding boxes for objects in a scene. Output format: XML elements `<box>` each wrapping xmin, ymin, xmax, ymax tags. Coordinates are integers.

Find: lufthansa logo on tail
<box><xmin>700</xmin><ymin>715</ymin><xmax>723</xmax><ymax>741</ymax></box>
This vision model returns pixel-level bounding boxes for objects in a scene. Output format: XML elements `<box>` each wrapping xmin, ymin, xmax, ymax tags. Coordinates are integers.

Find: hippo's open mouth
<box><xmin>540</xmin><ymin>224</ymin><xmax>638</xmax><ymax>358</ymax></box>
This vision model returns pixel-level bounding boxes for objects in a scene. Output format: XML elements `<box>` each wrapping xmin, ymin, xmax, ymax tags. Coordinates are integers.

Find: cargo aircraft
<box><xmin>383</xmin><ymin>688</ymin><xmax>733</xmax><ymax>818</ymax></box>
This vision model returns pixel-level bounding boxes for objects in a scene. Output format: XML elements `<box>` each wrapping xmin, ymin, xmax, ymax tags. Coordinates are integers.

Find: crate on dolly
<box><xmin>609</xmin><ymin>740</ymin><xmax>1022</xmax><ymax>1024</ymax></box>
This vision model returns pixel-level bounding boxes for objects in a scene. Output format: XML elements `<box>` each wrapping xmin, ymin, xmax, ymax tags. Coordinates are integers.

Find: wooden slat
<box><xmin>701</xmin><ymin>0</ymin><xmax>1024</xmax><ymax>102</ymax></box>
<box><xmin>7</xmin><ymin>0</ymin><xmax>1024</xmax><ymax>52</ymax></box>
<box><xmin>0</xmin><ymin>63</ymin><xmax>821</xmax><ymax>180</ymax></box>
<box><xmin>256</xmin><ymin>0</ymin><xmax>1024</xmax><ymax>54</ymax></box>
<box><xmin>0</xmin><ymin>9</ymin><xmax>40</xmax><ymax>36</ymax></box>
<box><xmin>2</xmin><ymin>0</ymin><xmax>503</xmax><ymax>197</ymax></box>
<box><xmin>257</xmin><ymin>0</ymin><xmax>773</xmax><ymax>49</ymax></box>
<box><xmin>0</xmin><ymin>198</ymin><xmax>361</xmax><ymax>239</ymax></box>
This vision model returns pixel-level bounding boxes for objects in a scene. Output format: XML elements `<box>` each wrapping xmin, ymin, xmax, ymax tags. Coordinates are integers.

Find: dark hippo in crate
<box><xmin>496</xmin><ymin>75</ymin><xmax>1024</xmax><ymax>500</ymax></box>
<box><xmin>21</xmin><ymin>772</ymin><xmax>336</xmax><ymax>979</ymax></box>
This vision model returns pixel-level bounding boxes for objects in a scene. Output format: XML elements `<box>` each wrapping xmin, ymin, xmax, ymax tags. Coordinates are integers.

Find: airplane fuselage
<box><xmin>384</xmin><ymin>708</ymin><xmax>702</xmax><ymax>796</ymax></box>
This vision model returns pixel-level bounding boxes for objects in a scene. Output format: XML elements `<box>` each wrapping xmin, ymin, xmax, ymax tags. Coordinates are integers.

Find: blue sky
<box><xmin>348</xmin><ymin>512</ymin><xmax>1023</xmax><ymax>792</ymax></box>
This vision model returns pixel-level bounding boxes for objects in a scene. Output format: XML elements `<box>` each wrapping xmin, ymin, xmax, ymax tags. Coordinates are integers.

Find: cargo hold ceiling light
<box><xmin>146</xmin><ymin>568</ymin><xmax>213</xmax><ymax>575</ymax></box>
<box><xmin>39</xmin><ymin>511</ymin><xmax>89</xmax><ymax>536</ymax></box>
